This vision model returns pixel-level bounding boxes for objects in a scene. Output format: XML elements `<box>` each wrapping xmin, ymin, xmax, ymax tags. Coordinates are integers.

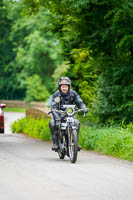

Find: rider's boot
<box><xmin>78</xmin><ymin>146</ymin><xmax>82</xmax><ymax>151</ymax></box>
<box><xmin>52</xmin><ymin>135</ymin><xmax>59</xmax><ymax>151</ymax></box>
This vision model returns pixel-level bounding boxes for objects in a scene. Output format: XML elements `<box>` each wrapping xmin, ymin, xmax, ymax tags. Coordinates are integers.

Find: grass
<box><xmin>4</xmin><ymin>107</ymin><xmax>26</xmax><ymax>113</ymax></box>
<box><xmin>79</xmin><ymin>124</ymin><xmax>133</xmax><ymax>161</ymax></box>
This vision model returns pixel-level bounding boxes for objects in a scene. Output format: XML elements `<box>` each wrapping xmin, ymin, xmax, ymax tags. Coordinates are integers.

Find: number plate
<box><xmin>67</xmin><ymin>118</ymin><xmax>74</xmax><ymax>123</ymax></box>
<box><xmin>61</xmin><ymin>123</ymin><xmax>67</xmax><ymax>130</ymax></box>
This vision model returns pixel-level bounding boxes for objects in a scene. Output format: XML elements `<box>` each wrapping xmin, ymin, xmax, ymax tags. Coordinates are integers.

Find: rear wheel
<box><xmin>68</xmin><ymin>129</ymin><xmax>78</xmax><ymax>163</ymax></box>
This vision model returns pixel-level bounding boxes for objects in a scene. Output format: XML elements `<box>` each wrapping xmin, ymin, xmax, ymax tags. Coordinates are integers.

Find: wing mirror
<box><xmin>0</xmin><ymin>104</ymin><xmax>6</xmax><ymax>108</ymax></box>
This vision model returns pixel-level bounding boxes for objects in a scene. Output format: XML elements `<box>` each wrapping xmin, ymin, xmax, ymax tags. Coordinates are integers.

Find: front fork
<box><xmin>67</xmin><ymin>122</ymin><xmax>79</xmax><ymax>149</ymax></box>
<box><xmin>67</xmin><ymin>122</ymin><xmax>78</xmax><ymax>144</ymax></box>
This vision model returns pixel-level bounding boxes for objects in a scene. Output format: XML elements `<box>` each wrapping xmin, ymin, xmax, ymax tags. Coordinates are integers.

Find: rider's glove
<box><xmin>55</xmin><ymin>118</ymin><xmax>61</xmax><ymax>129</ymax></box>
<box><xmin>83</xmin><ymin>108</ymin><xmax>88</xmax><ymax>114</ymax></box>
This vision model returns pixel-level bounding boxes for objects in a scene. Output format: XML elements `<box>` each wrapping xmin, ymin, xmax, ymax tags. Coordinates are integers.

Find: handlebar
<box><xmin>48</xmin><ymin>109</ymin><xmax>65</xmax><ymax>115</ymax></box>
<box><xmin>48</xmin><ymin>108</ymin><xmax>85</xmax><ymax>115</ymax></box>
<box><xmin>75</xmin><ymin>109</ymin><xmax>84</xmax><ymax>113</ymax></box>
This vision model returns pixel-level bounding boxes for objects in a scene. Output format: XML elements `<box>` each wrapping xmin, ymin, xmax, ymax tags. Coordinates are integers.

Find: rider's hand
<box><xmin>83</xmin><ymin>108</ymin><xmax>88</xmax><ymax>114</ymax></box>
<box><xmin>55</xmin><ymin>118</ymin><xmax>61</xmax><ymax>129</ymax></box>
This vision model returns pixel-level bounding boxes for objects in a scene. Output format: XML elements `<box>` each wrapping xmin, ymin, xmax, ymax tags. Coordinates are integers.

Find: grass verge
<box><xmin>4</xmin><ymin>107</ymin><xmax>26</xmax><ymax>113</ymax></box>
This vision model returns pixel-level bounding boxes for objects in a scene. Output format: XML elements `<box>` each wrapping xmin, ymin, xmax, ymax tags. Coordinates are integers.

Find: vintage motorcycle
<box><xmin>49</xmin><ymin>105</ymin><xmax>84</xmax><ymax>163</ymax></box>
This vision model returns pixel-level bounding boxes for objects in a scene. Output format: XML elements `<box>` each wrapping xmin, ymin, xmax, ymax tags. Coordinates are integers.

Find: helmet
<box><xmin>58</xmin><ymin>77</ymin><xmax>71</xmax><ymax>89</ymax></box>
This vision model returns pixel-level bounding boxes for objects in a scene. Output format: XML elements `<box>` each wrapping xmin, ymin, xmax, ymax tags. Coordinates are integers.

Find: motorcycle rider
<box><xmin>49</xmin><ymin>77</ymin><xmax>88</xmax><ymax>151</ymax></box>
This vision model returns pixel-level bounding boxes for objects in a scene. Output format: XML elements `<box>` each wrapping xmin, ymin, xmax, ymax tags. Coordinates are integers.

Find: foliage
<box><xmin>1</xmin><ymin>0</ymin><xmax>133</xmax><ymax>123</ymax></box>
<box><xmin>11</xmin><ymin>4</ymin><xmax>63</xmax><ymax>94</ymax></box>
<box><xmin>0</xmin><ymin>0</ymin><xmax>63</xmax><ymax>100</ymax></box>
<box><xmin>25</xmin><ymin>75</ymin><xmax>50</xmax><ymax>102</ymax></box>
<box><xmin>97</xmin><ymin>62</ymin><xmax>133</xmax><ymax>124</ymax></box>
<box><xmin>66</xmin><ymin>48</ymin><xmax>99</xmax><ymax>110</ymax></box>
<box><xmin>36</xmin><ymin>0</ymin><xmax>133</xmax><ymax>123</ymax></box>
<box><xmin>0</xmin><ymin>0</ymin><xmax>25</xmax><ymax>99</ymax></box>
<box><xmin>52</xmin><ymin>61</ymin><xmax>70</xmax><ymax>87</ymax></box>
<box><xmin>79</xmin><ymin>124</ymin><xmax>133</xmax><ymax>161</ymax></box>
<box><xmin>11</xmin><ymin>116</ymin><xmax>51</xmax><ymax>141</ymax></box>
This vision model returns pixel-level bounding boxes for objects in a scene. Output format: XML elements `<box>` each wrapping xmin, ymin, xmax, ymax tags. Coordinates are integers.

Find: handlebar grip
<box><xmin>48</xmin><ymin>111</ymin><xmax>52</xmax><ymax>115</ymax></box>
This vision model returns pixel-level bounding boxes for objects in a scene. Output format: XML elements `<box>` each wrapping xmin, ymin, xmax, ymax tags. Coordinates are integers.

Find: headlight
<box><xmin>66</xmin><ymin>107</ymin><xmax>74</xmax><ymax>114</ymax></box>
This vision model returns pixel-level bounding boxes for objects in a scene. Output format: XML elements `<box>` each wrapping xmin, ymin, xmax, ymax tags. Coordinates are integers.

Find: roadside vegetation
<box><xmin>4</xmin><ymin>107</ymin><xmax>26</xmax><ymax>113</ymax></box>
<box><xmin>79</xmin><ymin>124</ymin><xmax>133</xmax><ymax>161</ymax></box>
<box><xmin>11</xmin><ymin>116</ymin><xmax>133</xmax><ymax>161</ymax></box>
<box><xmin>1</xmin><ymin>0</ymin><xmax>133</xmax><ymax>125</ymax></box>
<box><xmin>11</xmin><ymin>117</ymin><xmax>51</xmax><ymax>141</ymax></box>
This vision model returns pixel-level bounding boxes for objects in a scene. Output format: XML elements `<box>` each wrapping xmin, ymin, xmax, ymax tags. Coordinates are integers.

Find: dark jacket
<box><xmin>50</xmin><ymin>89</ymin><xmax>86</xmax><ymax>120</ymax></box>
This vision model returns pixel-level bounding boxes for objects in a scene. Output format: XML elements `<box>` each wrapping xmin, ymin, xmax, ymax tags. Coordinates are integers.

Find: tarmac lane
<box><xmin>4</xmin><ymin>111</ymin><xmax>25</xmax><ymax>134</ymax></box>
<box><xmin>0</xmin><ymin>112</ymin><xmax>133</xmax><ymax>200</ymax></box>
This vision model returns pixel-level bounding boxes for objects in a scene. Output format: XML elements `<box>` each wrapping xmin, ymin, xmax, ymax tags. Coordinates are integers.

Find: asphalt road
<box><xmin>4</xmin><ymin>111</ymin><xmax>25</xmax><ymax>134</ymax></box>
<box><xmin>0</xmin><ymin>112</ymin><xmax>133</xmax><ymax>200</ymax></box>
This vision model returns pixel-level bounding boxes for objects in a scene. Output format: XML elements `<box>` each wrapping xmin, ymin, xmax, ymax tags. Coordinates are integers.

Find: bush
<box><xmin>79</xmin><ymin>124</ymin><xmax>133</xmax><ymax>161</ymax></box>
<box><xmin>11</xmin><ymin>117</ymin><xmax>51</xmax><ymax>141</ymax></box>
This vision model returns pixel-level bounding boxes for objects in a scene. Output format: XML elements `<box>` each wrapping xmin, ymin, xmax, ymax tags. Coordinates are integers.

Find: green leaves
<box><xmin>79</xmin><ymin>125</ymin><xmax>133</xmax><ymax>161</ymax></box>
<box><xmin>0</xmin><ymin>1</ymin><xmax>63</xmax><ymax>100</ymax></box>
<box><xmin>1</xmin><ymin>0</ymin><xmax>133</xmax><ymax>124</ymax></box>
<box><xmin>25</xmin><ymin>75</ymin><xmax>50</xmax><ymax>102</ymax></box>
<box><xmin>11</xmin><ymin>117</ymin><xmax>51</xmax><ymax>141</ymax></box>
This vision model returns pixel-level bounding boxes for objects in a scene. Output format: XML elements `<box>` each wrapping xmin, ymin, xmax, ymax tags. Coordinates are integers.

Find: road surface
<box><xmin>0</xmin><ymin>112</ymin><xmax>133</xmax><ymax>200</ymax></box>
<box><xmin>4</xmin><ymin>111</ymin><xmax>25</xmax><ymax>134</ymax></box>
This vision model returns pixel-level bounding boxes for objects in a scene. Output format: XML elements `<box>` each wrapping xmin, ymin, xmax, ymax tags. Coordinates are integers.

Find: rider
<box><xmin>49</xmin><ymin>77</ymin><xmax>88</xmax><ymax>150</ymax></box>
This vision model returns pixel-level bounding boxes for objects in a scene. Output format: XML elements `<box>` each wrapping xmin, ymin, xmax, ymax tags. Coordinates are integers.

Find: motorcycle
<box><xmin>48</xmin><ymin>105</ymin><xmax>84</xmax><ymax>163</ymax></box>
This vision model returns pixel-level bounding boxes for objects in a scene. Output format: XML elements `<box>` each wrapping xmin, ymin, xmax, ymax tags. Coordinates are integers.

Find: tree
<box><xmin>0</xmin><ymin>0</ymin><xmax>26</xmax><ymax>99</ymax></box>
<box><xmin>24</xmin><ymin>0</ymin><xmax>133</xmax><ymax>123</ymax></box>
<box><xmin>25</xmin><ymin>75</ymin><xmax>50</xmax><ymax>102</ymax></box>
<box><xmin>0</xmin><ymin>0</ymin><xmax>63</xmax><ymax>100</ymax></box>
<box><xmin>9</xmin><ymin>2</ymin><xmax>63</xmax><ymax>96</ymax></box>
<box><xmin>3</xmin><ymin>0</ymin><xmax>133</xmax><ymax>123</ymax></box>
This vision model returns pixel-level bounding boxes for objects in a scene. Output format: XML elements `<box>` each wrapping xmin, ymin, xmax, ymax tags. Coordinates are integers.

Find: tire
<box><xmin>58</xmin><ymin>135</ymin><xmax>65</xmax><ymax>160</ymax></box>
<box><xmin>58</xmin><ymin>151</ymin><xmax>65</xmax><ymax>159</ymax></box>
<box><xmin>68</xmin><ymin>129</ymin><xmax>78</xmax><ymax>163</ymax></box>
<box><xmin>0</xmin><ymin>128</ymin><xmax>4</xmax><ymax>134</ymax></box>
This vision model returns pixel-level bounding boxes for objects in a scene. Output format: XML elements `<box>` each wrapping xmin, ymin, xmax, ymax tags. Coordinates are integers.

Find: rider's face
<box><xmin>60</xmin><ymin>85</ymin><xmax>69</xmax><ymax>94</ymax></box>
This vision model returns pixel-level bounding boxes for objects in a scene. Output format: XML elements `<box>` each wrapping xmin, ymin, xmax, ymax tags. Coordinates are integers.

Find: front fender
<box><xmin>72</xmin><ymin>126</ymin><xmax>77</xmax><ymax>130</ymax></box>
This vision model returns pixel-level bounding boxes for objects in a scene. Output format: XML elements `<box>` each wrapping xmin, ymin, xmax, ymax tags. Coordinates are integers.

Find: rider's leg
<box><xmin>74</xmin><ymin>118</ymin><xmax>82</xmax><ymax>151</ymax></box>
<box><xmin>49</xmin><ymin>119</ymin><xmax>59</xmax><ymax>150</ymax></box>
<box><xmin>74</xmin><ymin>118</ymin><xmax>80</xmax><ymax>135</ymax></box>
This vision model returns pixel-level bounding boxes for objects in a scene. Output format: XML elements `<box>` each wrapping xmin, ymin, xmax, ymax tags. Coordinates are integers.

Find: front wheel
<box><xmin>68</xmin><ymin>129</ymin><xmax>78</xmax><ymax>163</ymax></box>
<box><xmin>58</xmin><ymin>151</ymin><xmax>65</xmax><ymax>159</ymax></box>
